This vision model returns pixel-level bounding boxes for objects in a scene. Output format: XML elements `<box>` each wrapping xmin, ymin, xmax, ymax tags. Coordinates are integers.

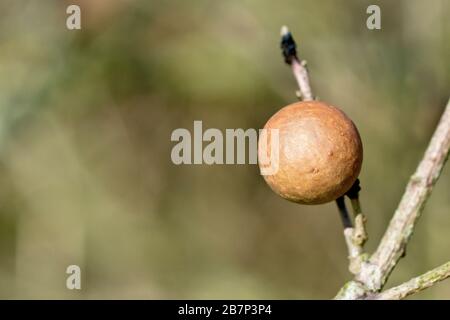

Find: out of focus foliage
<box><xmin>0</xmin><ymin>0</ymin><xmax>449</xmax><ymax>298</ymax></box>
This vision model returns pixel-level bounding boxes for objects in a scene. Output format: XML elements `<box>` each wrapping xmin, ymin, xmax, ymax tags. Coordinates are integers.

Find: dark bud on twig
<box><xmin>280</xmin><ymin>26</ymin><xmax>297</xmax><ymax>65</ymax></box>
<box><xmin>346</xmin><ymin>179</ymin><xmax>361</xmax><ymax>200</ymax></box>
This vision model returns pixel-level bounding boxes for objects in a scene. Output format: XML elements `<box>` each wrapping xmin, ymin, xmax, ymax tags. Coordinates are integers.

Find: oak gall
<box><xmin>258</xmin><ymin>101</ymin><xmax>363</xmax><ymax>205</ymax></box>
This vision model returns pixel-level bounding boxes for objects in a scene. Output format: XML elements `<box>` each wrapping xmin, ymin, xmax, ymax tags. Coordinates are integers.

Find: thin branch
<box><xmin>281</xmin><ymin>26</ymin><xmax>450</xmax><ymax>300</ymax></box>
<box><xmin>372</xmin><ymin>261</ymin><xmax>450</xmax><ymax>300</ymax></box>
<box><xmin>366</xmin><ymin>99</ymin><xmax>450</xmax><ymax>291</ymax></box>
<box><xmin>353</xmin><ymin>214</ymin><xmax>368</xmax><ymax>246</ymax></box>
<box><xmin>344</xmin><ymin>226</ymin><xmax>365</xmax><ymax>275</ymax></box>
<box><xmin>344</xmin><ymin>180</ymin><xmax>368</xmax><ymax>275</ymax></box>
<box><xmin>336</xmin><ymin>98</ymin><xmax>450</xmax><ymax>299</ymax></box>
<box><xmin>346</xmin><ymin>179</ymin><xmax>368</xmax><ymax>247</ymax></box>
<box><xmin>280</xmin><ymin>26</ymin><xmax>313</xmax><ymax>101</ymax></box>
<box><xmin>343</xmin><ymin>215</ymin><xmax>368</xmax><ymax>275</ymax></box>
<box><xmin>336</xmin><ymin>196</ymin><xmax>353</xmax><ymax>229</ymax></box>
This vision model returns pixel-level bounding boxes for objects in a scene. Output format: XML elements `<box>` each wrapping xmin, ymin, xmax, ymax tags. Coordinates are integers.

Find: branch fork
<box><xmin>280</xmin><ymin>25</ymin><xmax>450</xmax><ymax>299</ymax></box>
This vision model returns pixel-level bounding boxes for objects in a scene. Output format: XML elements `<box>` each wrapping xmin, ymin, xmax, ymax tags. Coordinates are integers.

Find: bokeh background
<box><xmin>0</xmin><ymin>0</ymin><xmax>449</xmax><ymax>299</ymax></box>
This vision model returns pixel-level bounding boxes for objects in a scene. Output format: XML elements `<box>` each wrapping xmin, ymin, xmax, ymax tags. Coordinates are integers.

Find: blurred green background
<box><xmin>0</xmin><ymin>0</ymin><xmax>449</xmax><ymax>299</ymax></box>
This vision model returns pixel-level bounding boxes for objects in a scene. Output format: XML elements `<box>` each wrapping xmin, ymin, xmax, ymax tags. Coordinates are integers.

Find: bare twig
<box><xmin>344</xmin><ymin>227</ymin><xmax>366</xmax><ymax>275</ymax></box>
<box><xmin>366</xmin><ymin>99</ymin><xmax>450</xmax><ymax>291</ymax></box>
<box><xmin>280</xmin><ymin>26</ymin><xmax>313</xmax><ymax>101</ymax></box>
<box><xmin>345</xmin><ymin>179</ymin><xmax>368</xmax><ymax>247</ymax></box>
<box><xmin>336</xmin><ymin>98</ymin><xmax>450</xmax><ymax>299</ymax></box>
<box><xmin>372</xmin><ymin>261</ymin><xmax>450</xmax><ymax>300</ymax></box>
<box><xmin>343</xmin><ymin>180</ymin><xmax>368</xmax><ymax>274</ymax></box>
<box><xmin>280</xmin><ymin>26</ymin><xmax>450</xmax><ymax>299</ymax></box>
<box><xmin>336</xmin><ymin>196</ymin><xmax>353</xmax><ymax>229</ymax></box>
<box><xmin>353</xmin><ymin>214</ymin><xmax>368</xmax><ymax>246</ymax></box>
<box><xmin>343</xmin><ymin>215</ymin><xmax>368</xmax><ymax>275</ymax></box>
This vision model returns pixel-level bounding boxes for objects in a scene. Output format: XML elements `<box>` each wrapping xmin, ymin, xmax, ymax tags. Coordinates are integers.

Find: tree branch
<box><xmin>337</xmin><ymin>99</ymin><xmax>450</xmax><ymax>299</ymax></box>
<box><xmin>344</xmin><ymin>180</ymin><xmax>368</xmax><ymax>274</ymax></box>
<box><xmin>366</xmin><ymin>99</ymin><xmax>450</xmax><ymax>291</ymax></box>
<box><xmin>343</xmin><ymin>212</ymin><xmax>369</xmax><ymax>275</ymax></box>
<box><xmin>280</xmin><ymin>26</ymin><xmax>313</xmax><ymax>101</ymax></box>
<box><xmin>372</xmin><ymin>261</ymin><xmax>450</xmax><ymax>300</ymax></box>
<box><xmin>280</xmin><ymin>26</ymin><xmax>450</xmax><ymax>299</ymax></box>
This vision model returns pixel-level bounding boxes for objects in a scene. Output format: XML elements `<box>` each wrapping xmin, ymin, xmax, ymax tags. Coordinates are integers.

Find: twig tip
<box><xmin>280</xmin><ymin>25</ymin><xmax>289</xmax><ymax>36</ymax></box>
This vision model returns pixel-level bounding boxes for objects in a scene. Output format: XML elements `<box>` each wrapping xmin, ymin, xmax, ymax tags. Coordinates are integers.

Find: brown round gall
<box><xmin>258</xmin><ymin>101</ymin><xmax>363</xmax><ymax>205</ymax></box>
